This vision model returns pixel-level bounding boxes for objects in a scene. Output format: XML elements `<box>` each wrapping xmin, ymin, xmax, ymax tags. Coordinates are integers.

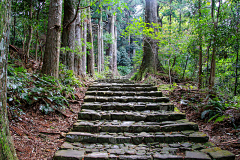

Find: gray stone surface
<box><xmin>54</xmin><ymin>79</ymin><xmax>235</xmax><ymax>159</ymax></box>
<box><xmin>185</xmin><ymin>151</ymin><xmax>211</xmax><ymax>160</ymax></box>
<box><xmin>53</xmin><ymin>149</ymin><xmax>85</xmax><ymax>160</ymax></box>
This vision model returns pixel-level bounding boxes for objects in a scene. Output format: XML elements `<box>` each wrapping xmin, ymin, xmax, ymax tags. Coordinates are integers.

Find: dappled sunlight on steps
<box><xmin>53</xmin><ymin>79</ymin><xmax>235</xmax><ymax>160</ymax></box>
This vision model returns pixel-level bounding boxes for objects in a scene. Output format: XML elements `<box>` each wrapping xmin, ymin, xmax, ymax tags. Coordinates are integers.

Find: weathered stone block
<box><xmin>53</xmin><ymin>149</ymin><xmax>85</xmax><ymax>160</ymax></box>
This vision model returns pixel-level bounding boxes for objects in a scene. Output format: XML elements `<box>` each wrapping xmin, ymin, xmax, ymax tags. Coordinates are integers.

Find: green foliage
<box><xmin>117</xmin><ymin>66</ymin><xmax>133</xmax><ymax>76</ymax></box>
<box><xmin>117</xmin><ymin>47</ymin><xmax>131</xmax><ymax>66</ymax></box>
<box><xmin>7</xmin><ymin>64</ymin><xmax>83</xmax><ymax>114</ymax></box>
<box><xmin>200</xmin><ymin>98</ymin><xmax>227</xmax><ymax>123</ymax></box>
<box><xmin>95</xmin><ymin>56</ymin><xmax>112</xmax><ymax>79</ymax></box>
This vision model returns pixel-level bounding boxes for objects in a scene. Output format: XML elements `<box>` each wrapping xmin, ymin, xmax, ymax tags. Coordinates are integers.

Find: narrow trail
<box><xmin>53</xmin><ymin>79</ymin><xmax>235</xmax><ymax>160</ymax></box>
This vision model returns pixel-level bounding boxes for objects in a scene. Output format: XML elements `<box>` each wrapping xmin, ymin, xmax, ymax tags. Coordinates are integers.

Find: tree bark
<box><xmin>26</xmin><ymin>0</ymin><xmax>33</xmax><ymax>60</ymax></box>
<box><xmin>209</xmin><ymin>0</ymin><xmax>221</xmax><ymax>89</ymax></box>
<box><xmin>109</xmin><ymin>14</ymin><xmax>116</xmax><ymax>70</ymax></box>
<box><xmin>113</xmin><ymin>24</ymin><xmax>119</xmax><ymax>76</ymax></box>
<box><xmin>75</xmin><ymin>11</ymin><xmax>82</xmax><ymax>76</ymax></box>
<box><xmin>42</xmin><ymin>0</ymin><xmax>63</xmax><ymax>78</ymax></box>
<box><xmin>134</xmin><ymin>0</ymin><xmax>159</xmax><ymax>80</ymax></box>
<box><xmin>0</xmin><ymin>0</ymin><xmax>18</xmax><ymax>159</ymax></box>
<box><xmin>198</xmin><ymin>0</ymin><xmax>203</xmax><ymax>89</ymax></box>
<box><xmin>97</xmin><ymin>21</ymin><xmax>102</xmax><ymax>72</ymax></box>
<box><xmin>82</xmin><ymin>10</ymin><xmax>87</xmax><ymax>76</ymax></box>
<box><xmin>101</xmin><ymin>13</ymin><xmax>104</xmax><ymax>72</ymax></box>
<box><xmin>87</xmin><ymin>6</ymin><xmax>95</xmax><ymax>76</ymax></box>
<box><xmin>61</xmin><ymin>0</ymin><xmax>76</xmax><ymax>71</ymax></box>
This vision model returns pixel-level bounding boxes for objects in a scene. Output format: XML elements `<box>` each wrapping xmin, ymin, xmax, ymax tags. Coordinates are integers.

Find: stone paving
<box><xmin>54</xmin><ymin>79</ymin><xmax>235</xmax><ymax>160</ymax></box>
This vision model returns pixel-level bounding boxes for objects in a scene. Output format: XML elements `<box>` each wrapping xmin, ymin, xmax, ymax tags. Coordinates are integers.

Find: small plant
<box><xmin>201</xmin><ymin>97</ymin><xmax>227</xmax><ymax>123</ymax></box>
<box><xmin>7</xmin><ymin>64</ymin><xmax>83</xmax><ymax>115</ymax></box>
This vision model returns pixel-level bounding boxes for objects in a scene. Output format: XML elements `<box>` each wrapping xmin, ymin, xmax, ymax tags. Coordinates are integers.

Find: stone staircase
<box><xmin>54</xmin><ymin>79</ymin><xmax>235</xmax><ymax>160</ymax></box>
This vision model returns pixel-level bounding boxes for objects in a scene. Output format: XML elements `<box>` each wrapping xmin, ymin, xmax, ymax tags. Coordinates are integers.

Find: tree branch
<box><xmin>64</xmin><ymin>0</ymin><xmax>100</xmax><ymax>28</ymax></box>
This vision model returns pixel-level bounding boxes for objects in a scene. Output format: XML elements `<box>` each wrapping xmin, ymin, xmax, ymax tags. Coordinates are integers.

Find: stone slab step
<box><xmin>95</xmin><ymin>79</ymin><xmax>133</xmax><ymax>83</ymax></box>
<box><xmin>55</xmin><ymin>142</ymin><xmax>235</xmax><ymax>160</ymax></box>
<box><xmin>87</xmin><ymin>86</ymin><xmax>158</xmax><ymax>91</ymax></box>
<box><xmin>78</xmin><ymin>110</ymin><xmax>185</xmax><ymax>122</ymax></box>
<box><xmin>84</xmin><ymin>96</ymin><xmax>169</xmax><ymax>103</ymax></box>
<box><xmin>90</xmin><ymin>83</ymin><xmax>153</xmax><ymax>88</ymax></box>
<box><xmin>55</xmin><ymin>142</ymin><xmax>232</xmax><ymax>160</ymax></box>
<box><xmin>66</xmin><ymin>131</ymin><xmax>209</xmax><ymax>144</ymax></box>
<box><xmin>82</xmin><ymin>102</ymin><xmax>174</xmax><ymax>111</ymax></box>
<box><xmin>85</xmin><ymin>91</ymin><xmax>163</xmax><ymax>97</ymax></box>
<box><xmin>72</xmin><ymin>119</ymin><xmax>198</xmax><ymax>133</ymax></box>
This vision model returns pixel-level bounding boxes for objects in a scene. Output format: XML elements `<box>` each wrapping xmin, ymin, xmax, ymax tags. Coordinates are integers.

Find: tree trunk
<box><xmin>87</xmin><ymin>6</ymin><xmax>95</xmax><ymax>76</ymax></box>
<box><xmin>26</xmin><ymin>0</ymin><xmax>33</xmax><ymax>60</ymax></box>
<box><xmin>134</xmin><ymin>0</ymin><xmax>159</xmax><ymax>80</ymax></box>
<box><xmin>198</xmin><ymin>0</ymin><xmax>203</xmax><ymax>89</ymax></box>
<box><xmin>0</xmin><ymin>0</ymin><xmax>18</xmax><ymax>159</ymax></box>
<box><xmin>42</xmin><ymin>0</ymin><xmax>62</xmax><ymax>78</ymax></box>
<box><xmin>109</xmin><ymin>14</ymin><xmax>115</xmax><ymax>70</ymax></box>
<box><xmin>209</xmin><ymin>0</ymin><xmax>221</xmax><ymax>89</ymax></box>
<box><xmin>106</xmin><ymin>14</ymin><xmax>111</xmax><ymax>57</ymax></box>
<box><xmin>82</xmin><ymin>10</ymin><xmax>87</xmax><ymax>76</ymax></box>
<box><xmin>113</xmin><ymin>24</ymin><xmax>119</xmax><ymax>76</ymax></box>
<box><xmin>75</xmin><ymin>11</ymin><xmax>82</xmax><ymax>76</ymax></box>
<box><xmin>61</xmin><ymin>0</ymin><xmax>75</xmax><ymax>71</ymax></box>
<box><xmin>101</xmin><ymin>14</ymin><xmax>104</xmax><ymax>72</ymax></box>
<box><xmin>97</xmin><ymin>21</ymin><xmax>102</xmax><ymax>72</ymax></box>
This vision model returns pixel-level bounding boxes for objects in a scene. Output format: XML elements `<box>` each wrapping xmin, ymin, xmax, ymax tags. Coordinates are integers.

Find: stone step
<box><xmin>54</xmin><ymin>142</ymin><xmax>235</xmax><ymax>160</ymax></box>
<box><xmin>84</xmin><ymin>96</ymin><xmax>169</xmax><ymax>103</ymax></box>
<box><xmin>96</xmin><ymin>79</ymin><xmax>133</xmax><ymax>83</ymax></box>
<box><xmin>72</xmin><ymin>119</ymin><xmax>199</xmax><ymax>133</ymax></box>
<box><xmin>85</xmin><ymin>90</ymin><xmax>163</xmax><ymax>97</ymax></box>
<box><xmin>87</xmin><ymin>86</ymin><xmax>158</xmax><ymax>91</ymax></box>
<box><xmin>90</xmin><ymin>83</ymin><xmax>153</xmax><ymax>88</ymax></box>
<box><xmin>82</xmin><ymin>102</ymin><xmax>174</xmax><ymax>111</ymax></box>
<box><xmin>78</xmin><ymin>110</ymin><xmax>185</xmax><ymax>122</ymax></box>
<box><xmin>66</xmin><ymin>131</ymin><xmax>209</xmax><ymax>144</ymax></box>
<box><xmin>54</xmin><ymin>142</ymin><xmax>221</xmax><ymax>160</ymax></box>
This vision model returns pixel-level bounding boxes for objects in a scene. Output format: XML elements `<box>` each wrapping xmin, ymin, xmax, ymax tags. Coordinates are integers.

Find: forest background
<box><xmin>0</xmin><ymin>0</ymin><xmax>239</xmax><ymax>159</ymax></box>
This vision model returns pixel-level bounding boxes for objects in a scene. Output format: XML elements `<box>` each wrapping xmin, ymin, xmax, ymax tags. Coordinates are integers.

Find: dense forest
<box><xmin>0</xmin><ymin>0</ymin><xmax>239</xmax><ymax>159</ymax></box>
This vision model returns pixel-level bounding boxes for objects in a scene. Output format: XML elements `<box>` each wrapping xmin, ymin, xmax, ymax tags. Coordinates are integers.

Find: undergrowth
<box><xmin>7</xmin><ymin>63</ymin><xmax>84</xmax><ymax>115</ymax></box>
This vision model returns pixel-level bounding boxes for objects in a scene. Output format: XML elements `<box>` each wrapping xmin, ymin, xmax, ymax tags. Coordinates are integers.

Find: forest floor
<box><xmin>166</xmin><ymin>85</ymin><xmax>240</xmax><ymax>160</ymax></box>
<box><xmin>9</xmin><ymin>87</ymin><xmax>87</xmax><ymax>160</ymax></box>
<box><xmin>9</xmin><ymin>78</ymin><xmax>240</xmax><ymax>160</ymax></box>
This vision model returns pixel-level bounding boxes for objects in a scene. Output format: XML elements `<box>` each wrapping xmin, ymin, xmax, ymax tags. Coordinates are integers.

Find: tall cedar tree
<box><xmin>0</xmin><ymin>0</ymin><xmax>18</xmax><ymax>159</ymax></box>
<box><xmin>134</xmin><ymin>0</ymin><xmax>162</xmax><ymax>80</ymax></box>
<box><xmin>42</xmin><ymin>0</ymin><xmax>63</xmax><ymax>78</ymax></box>
<box><xmin>61</xmin><ymin>0</ymin><xmax>76</xmax><ymax>71</ymax></box>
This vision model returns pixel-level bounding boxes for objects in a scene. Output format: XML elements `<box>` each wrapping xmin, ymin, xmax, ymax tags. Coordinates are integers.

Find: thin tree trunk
<box><xmin>209</xmin><ymin>0</ymin><xmax>221</xmax><ymax>89</ymax></box>
<box><xmin>82</xmin><ymin>10</ymin><xmax>87</xmax><ymax>75</ymax></box>
<box><xmin>113</xmin><ymin>24</ymin><xmax>119</xmax><ymax>76</ymax></box>
<box><xmin>198</xmin><ymin>0</ymin><xmax>203</xmax><ymax>89</ymax></box>
<box><xmin>106</xmin><ymin>14</ymin><xmax>111</xmax><ymax>57</ymax></box>
<box><xmin>87</xmin><ymin>6</ymin><xmax>95</xmax><ymax>76</ymax></box>
<box><xmin>109</xmin><ymin>14</ymin><xmax>115</xmax><ymax>70</ymax></box>
<box><xmin>35</xmin><ymin>32</ymin><xmax>38</xmax><ymax>62</ymax></box>
<box><xmin>26</xmin><ymin>0</ymin><xmax>33</xmax><ymax>60</ymax></box>
<box><xmin>75</xmin><ymin>11</ymin><xmax>82</xmax><ymax>76</ymax></box>
<box><xmin>97</xmin><ymin>22</ymin><xmax>102</xmax><ymax>72</ymax></box>
<box><xmin>42</xmin><ymin>0</ymin><xmax>63</xmax><ymax>78</ymax></box>
<box><xmin>182</xmin><ymin>55</ymin><xmax>189</xmax><ymax>79</ymax></box>
<box><xmin>205</xmin><ymin>43</ymin><xmax>211</xmax><ymax>86</ymax></box>
<box><xmin>234</xmin><ymin>30</ymin><xmax>239</xmax><ymax>96</ymax></box>
<box><xmin>101</xmin><ymin>16</ymin><xmax>104</xmax><ymax>72</ymax></box>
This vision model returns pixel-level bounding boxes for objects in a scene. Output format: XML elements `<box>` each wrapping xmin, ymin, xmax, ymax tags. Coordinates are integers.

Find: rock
<box><xmin>185</xmin><ymin>151</ymin><xmax>211</xmax><ymax>160</ymax></box>
<box><xmin>53</xmin><ymin>149</ymin><xmax>85</xmax><ymax>160</ymax></box>
<box><xmin>208</xmin><ymin>150</ymin><xmax>235</xmax><ymax>160</ymax></box>
<box><xmin>84</xmin><ymin>152</ymin><xmax>108</xmax><ymax>160</ymax></box>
